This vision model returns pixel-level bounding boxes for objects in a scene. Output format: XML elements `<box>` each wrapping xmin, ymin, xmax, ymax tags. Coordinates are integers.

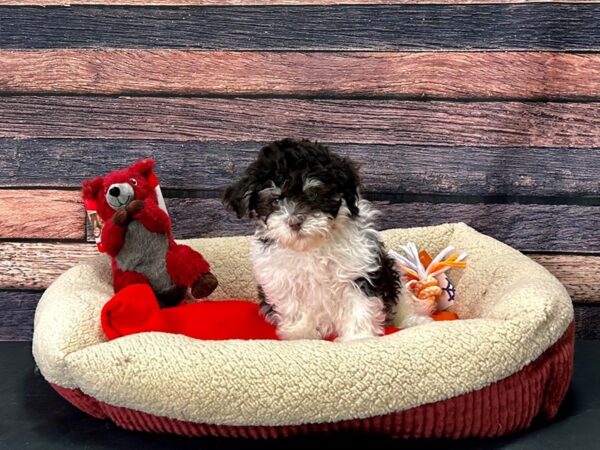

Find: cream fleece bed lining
<box><xmin>32</xmin><ymin>223</ymin><xmax>573</xmax><ymax>427</ymax></box>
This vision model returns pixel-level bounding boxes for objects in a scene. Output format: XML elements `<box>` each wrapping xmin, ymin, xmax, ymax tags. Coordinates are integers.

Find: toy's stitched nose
<box><xmin>288</xmin><ymin>216</ymin><xmax>304</xmax><ymax>231</ymax></box>
<box><xmin>109</xmin><ymin>186</ymin><xmax>121</xmax><ymax>197</ymax></box>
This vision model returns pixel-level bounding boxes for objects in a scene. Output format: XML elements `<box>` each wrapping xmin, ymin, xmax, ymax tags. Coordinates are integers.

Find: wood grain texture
<box><xmin>0</xmin><ymin>290</ymin><xmax>38</xmax><ymax>341</ymax></box>
<box><xmin>0</xmin><ymin>190</ymin><xmax>595</xmax><ymax>251</ymax></box>
<box><xmin>531</xmin><ymin>255</ymin><xmax>600</xmax><ymax>305</ymax></box>
<box><xmin>0</xmin><ymin>5</ymin><xmax>599</xmax><ymax>50</ymax></box>
<box><xmin>0</xmin><ymin>243</ymin><xmax>97</xmax><ymax>290</ymax></box>
<box><xmin>155</xmin><ymin>199</ymin><xmax>600</xmax><ymax>252</ymax></box>
<box><xmin>2</xmin><ymin>51</ymin><xmax>600</xmax><ymax>99</ymax></box>
<box><xmin>1</xmin><ymin>98</ymin><xmax>599</xmax><ymax>147</ymax></box>
<box><xmin>1</xmin><ymin>241</ymin><xmax>597</xmax><ymax>303</ymax></box>
<box><xmin>0</xmin><ymin>289</ymin><xmax>596</xmax><ymax>342</ymax></box>
<box><xmin>5</xmin><ymin>1</ymin><xmax>600</xmax><ymax>5</ymax></box>
<box><xmin>574</xmin><ymin>306</ymin><xmax>600</xmax><ymax>339</ymax></box>
<box><xmin>0</xmin><ymin>190</ymin><xmax>84</xmax><ymax>239</ymax></box>
<box><xmin>2</xmin><ymin>140</ymin><xmax>599</xmax><ymax>198</ymax></box>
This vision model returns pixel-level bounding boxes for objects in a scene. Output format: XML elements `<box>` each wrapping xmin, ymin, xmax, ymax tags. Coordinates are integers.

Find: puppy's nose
<box><xmin>109</xmin><ymin>186</ymin><xmax>121</xmax><ymax>197</ymax></box>
<box><xmin>288</xmin><ymin>216</ymin><xmax>304</xmax><ymax>231</ymax></box>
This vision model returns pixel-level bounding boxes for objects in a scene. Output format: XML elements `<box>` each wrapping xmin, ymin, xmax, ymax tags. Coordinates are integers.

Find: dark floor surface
<box><xmin>1</xmin><ymin>341</ymin><xmax>599</xmax><ymax>450</ymax></box>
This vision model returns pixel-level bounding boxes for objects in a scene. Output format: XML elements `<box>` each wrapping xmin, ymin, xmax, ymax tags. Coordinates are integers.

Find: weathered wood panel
<box><xmin>531</xmin><ymin>255</ymin><xmax>600</xmax><ymax>304</ymax></box>
<box><xmin>1</xmin><ymin>98</ymin><xmax>599</xmax><ymax>147</ymax></box>
<box><xmin>0</xmin><ymin>289</ymin><xmax>595</xmax><ymax>342</ymax></box>
<box><xmin>2</xmin><ymin>140</ymin><xmax>599</xmax><ymax>198</ymax></box>
<box><xmin>0</xmin><ymin>190</ymin><xmax>85</xmax><ymax>239</ymax></box>
<box><xmin>163</xmin><ymin>198</ymin><xmax>600</xmax><ymax>252</ymax></box>
<box><xmin>6</xmin><ymin>1</ymin><xmax>600</xmax><ymax>6</ymax></box>
<box><xmin>0</xmin><ymin>290</ymin><xmax>38</xmax><ymax>341</ymax></box>
<box><xmin>2</xmin><ymin>51</ymin><xmax>600</xmax><ymax>100</ymax></box>
<box><xmin>574</xmin><ymin>306</ymin><xmax>600</xmax><ymax>339</ymax></box>
<box><xmin>1</xmin><ymin>5</ymin><xmax>599</xmax><ymax>50</ymax></box>
<box><xmin>1</xmin><ymin>192</ymin><xmax>597</xmax><ymax>251</ymax></box>
<box><xmin>0</xmin><ymin>243</ymin><xmax>97</xmax><ymax>290</ymax></box>
<box><xmin>0</xmin><ymin>243</ymin><xmax>597</xmax><ymax>303</ymax></box>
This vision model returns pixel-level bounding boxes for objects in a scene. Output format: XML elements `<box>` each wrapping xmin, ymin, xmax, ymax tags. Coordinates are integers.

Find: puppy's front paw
<box><xmin>334</xmin><ymin>331</ymin><xmax>378</xmax><ymax>343</ymax></box>
<box><xmin>277</xmin><ymin>323</ymin><xmax>321</xmax><ymax>341</ymax></box>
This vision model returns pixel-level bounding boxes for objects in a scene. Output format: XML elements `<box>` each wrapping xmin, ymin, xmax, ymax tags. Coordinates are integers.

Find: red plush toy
<box><xmin>102</xmin><ymin>284</ymin><xmax>279</xmax><ymax>340</ymax></box>
<box><xmin>102</xmin><ymin>284</ymin><xmax>401</xmax><ymax>341</ymax></box>
<box><xmin>82</xmin><ymin>159</ymin><xmax>218</xmax><ymax>307</ymax></box>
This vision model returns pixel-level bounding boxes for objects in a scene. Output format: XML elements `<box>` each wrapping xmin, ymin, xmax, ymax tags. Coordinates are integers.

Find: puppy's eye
<box><xmin>308</xmin><ymin>191</ymin><xmax>318</xmax><ymax>201</ymax></box>
<box><xmin>129</xmin><ymin>178</ymin><xmax>138</xmax><ymax>186</ymax></box>
<box><xmin>272</xmin><ymin>198</ymin><xmax>281</xmax><ymax>207</ymax></box>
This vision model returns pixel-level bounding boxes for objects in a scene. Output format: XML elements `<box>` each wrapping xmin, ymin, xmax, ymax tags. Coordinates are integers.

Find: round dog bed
<box><xmin>33</xmin><ymin>223</ymin><xmax>574</xmax><ymax>439</ymax></box>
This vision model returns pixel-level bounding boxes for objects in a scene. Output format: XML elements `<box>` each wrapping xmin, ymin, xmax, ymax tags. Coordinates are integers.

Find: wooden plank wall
<box><xmin>0</xmin><ymin>1</ymin><xmax>599</xmax><ymax>341</ymax></box>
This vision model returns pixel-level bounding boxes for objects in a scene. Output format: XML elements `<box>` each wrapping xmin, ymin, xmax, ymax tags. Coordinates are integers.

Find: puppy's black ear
<box><xmin>341</xmin><ymin>157</ymin><xmax>361</xmax><ymax>216</ymax></box>
<box><xmin>223</xmin><ymin>176</ymin><xmax>254</xmax><ymax>219</ymax></box>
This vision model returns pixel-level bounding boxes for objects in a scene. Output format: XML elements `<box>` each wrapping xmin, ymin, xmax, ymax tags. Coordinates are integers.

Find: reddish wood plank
<box><xmin>0</xmin><ymin>242</ymin><xmax>97</xmax><ymax>290</ymax></box>
<box><xmin>0</xmin><ymin>241</ymin><xmax>596</xmax><ymax>304</ymax></box>
<box><xmin>0</xmin><ymin>190</ymin><xmax>84</xmax><ymax>239</ymax></box>
<box><xmin>530</xmin><ymin>255</ymin><xmax>600</xmax><ymax>305</ymax></box>
<box><xmin>0</xmin><ymin>97</ymin><xmax>599</xmax><ymax>147</ymax></box>
<box><xmin>1</xmin><ymin>51</ymin><xmax>599</xmax><ymax>99</ymax></box>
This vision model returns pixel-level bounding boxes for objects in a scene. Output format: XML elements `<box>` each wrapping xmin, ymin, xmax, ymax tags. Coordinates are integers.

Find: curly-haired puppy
<box><xmin>223</xmin><ymin>138</ymin><xmax>400</xmax><ymax>341</ymax></box>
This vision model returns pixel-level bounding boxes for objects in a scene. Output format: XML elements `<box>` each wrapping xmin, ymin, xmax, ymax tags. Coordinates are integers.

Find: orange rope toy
<box><xmin>389</xmin><ymin>243</ymin><xmax>467</xmax><ymax>315</ymax></box>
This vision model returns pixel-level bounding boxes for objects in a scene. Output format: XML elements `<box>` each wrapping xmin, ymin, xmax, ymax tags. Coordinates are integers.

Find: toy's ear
<box><xmin>82</xmin><ymin>176</ymin><xmax>104</xmax><ymax>201</ymax></box>
<box><xmin>223</xmin><ymin>176</ymin><xmax>255</xmax><ymax>219</ymax></box>
<box><xmin>131</xmin><ymin>158</ymin><xmax>155</xmax><ymax>179</ymax></box>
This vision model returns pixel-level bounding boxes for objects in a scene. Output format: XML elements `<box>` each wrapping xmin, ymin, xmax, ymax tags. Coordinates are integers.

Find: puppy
<box><xmin>223</xmin><ymin>138</ymin><xmax>400</xmax><ymax>341</ymax></box>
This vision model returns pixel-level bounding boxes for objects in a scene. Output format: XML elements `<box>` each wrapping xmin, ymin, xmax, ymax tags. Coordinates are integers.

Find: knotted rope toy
<box><xmin>389</xmin><ymin>243</ymin><xmax>467</xmax><ymax>319</ymax></box>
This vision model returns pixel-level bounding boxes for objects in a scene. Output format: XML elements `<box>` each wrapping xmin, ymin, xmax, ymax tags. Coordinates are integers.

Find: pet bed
<box><xmin>33</xmin><ymin>223</ymin><xmax>574</xmax><ymax>439</ymax></box>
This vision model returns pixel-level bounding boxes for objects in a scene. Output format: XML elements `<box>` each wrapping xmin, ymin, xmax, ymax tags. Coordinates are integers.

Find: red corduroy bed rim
<box><xmin>50</xmin><ymin>322</ymin><xmax>574</xmax><ymax>440</ymax></box>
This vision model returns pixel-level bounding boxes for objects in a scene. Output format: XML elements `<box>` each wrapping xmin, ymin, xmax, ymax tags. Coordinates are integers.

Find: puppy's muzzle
<box><xmin>288</xmin><ymin>215</ymin><xmax>305</xmax><ymax>232</ymax></box>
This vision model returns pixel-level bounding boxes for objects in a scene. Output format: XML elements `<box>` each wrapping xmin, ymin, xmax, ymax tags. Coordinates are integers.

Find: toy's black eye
<box><xmin>129</xmin><ymin>178</ymin><xmax>138</xmax><ymax>186</ymax></box>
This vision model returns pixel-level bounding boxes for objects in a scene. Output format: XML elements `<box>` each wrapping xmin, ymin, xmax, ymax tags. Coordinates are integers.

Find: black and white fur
<box><xmin>223</xmin><ymin>139</ymin><xmax>402</xmax><ymax>341</ymax></box>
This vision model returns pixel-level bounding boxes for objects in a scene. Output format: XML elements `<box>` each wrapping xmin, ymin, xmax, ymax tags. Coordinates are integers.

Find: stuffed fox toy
<box><xmin>82</xmin><ymin>159</ymin><xmax>218</xmax><ymax>307</ymax></box>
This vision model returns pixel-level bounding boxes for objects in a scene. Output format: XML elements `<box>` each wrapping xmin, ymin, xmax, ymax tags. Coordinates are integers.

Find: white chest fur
<box><xmin>251</xmin><ymin>219</ymin><xmax>385</xmax><ymax>340</ymax></box>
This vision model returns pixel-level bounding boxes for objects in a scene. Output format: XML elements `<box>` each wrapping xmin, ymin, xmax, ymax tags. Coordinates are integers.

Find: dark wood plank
<box><xmin>2</xmin><ymin>188</ymin><xmax>597</xmax><ymax>251</ymax></box>
<box><xmin>0</xmin><ymin>290</ymin><xmax>595</xmax><ymax>342</ymax></box>
<box><xmin>0</xmin><ymin>190</ymin><xmax>85</xmax><ymax>239</ymax></box>
<box><xmin>0</xmin><ymin>290</ymin><xmax>38</xmax><ymax>341</ymax></box>
<box><xmin>0</xmin><ymin>5</ymin><xmax>599</xmax><ymax>50</ymax></box>
<box><xmin>6</xmin><ymin>1</ymin><xmax>599</xmax><ymax>5</ymax></box>
<box><xmin>531</xmin><ymin>255</ymin><xmax>600</xmax><ymax>305</ymax></box>
<box><xmin>2</xmin><ymin>139</ymin><xmax>599</xmax><ymax>198</ymax></box>
<box><xmin>162</xmin><ymin>198</ymin><xmax>600</xmax><ymax>252</ymax></box>
<box><xmin>574</xmin><ymin>305</ymin><xmax>600</xmax><ymax>339</ymax></box>
<box><xmin>2</xmin><ymin>51</ymin><xmax>600</xmax><ymax>100</ymax></box>
<box><xmin>1</xmin><ymin>98</ymin><xmax>599</xmax><ymax>147</ymax></box>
